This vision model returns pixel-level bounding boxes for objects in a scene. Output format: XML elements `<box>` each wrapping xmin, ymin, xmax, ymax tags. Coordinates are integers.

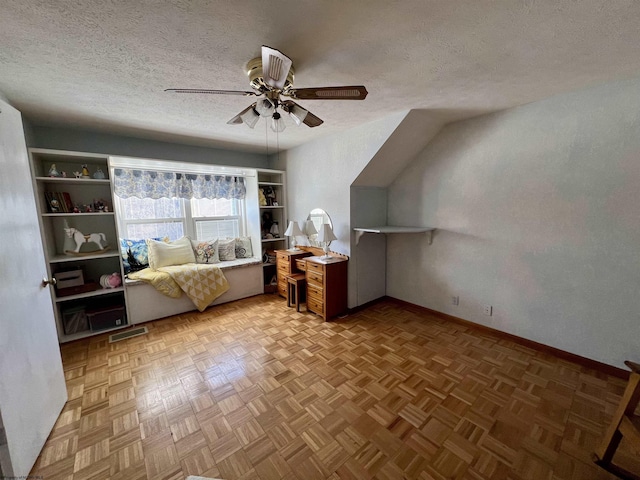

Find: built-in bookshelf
<box><xmin>257</xmin><ymin>169</ymin><xmax>287</xmax><ymax>292</ymax></box>
<box><xmin>29</xmin><ymin>148</ymin><xmax>128</xmax><ymax>343</ymax></box>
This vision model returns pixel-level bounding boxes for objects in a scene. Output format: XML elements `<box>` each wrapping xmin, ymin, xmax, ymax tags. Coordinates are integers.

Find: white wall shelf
<box><xmin>353</xmin><ymin>226</ymin><xmax>435</xmax><ymax>245</ymax></box>
<box><xmin>36</xmin><ymin>177</ymin><xmax>111</xmax><ymax>186</ymax></box>
<box><xmin>261</xmin><ymin>238</ymin><xmax>286</xmax><ymax>244</ymax></box>
<box><xmin>54</xmin><ymin>286</ymin><xmax>125</xmax><ymax>303</ymax></box>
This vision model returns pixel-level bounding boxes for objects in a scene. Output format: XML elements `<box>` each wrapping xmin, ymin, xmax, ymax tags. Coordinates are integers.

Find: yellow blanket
<box><xmin>128</xmin><ymin>264</ymin><xmax>229</xmax><ymax>312</ymax></box>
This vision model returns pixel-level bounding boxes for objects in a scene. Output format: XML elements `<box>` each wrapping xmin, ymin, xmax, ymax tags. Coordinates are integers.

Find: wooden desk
<box><xmin>275</xmin><ymin>250</ymin><xmax>311</xmax><ymax>298</ymax></box>
<box><xmin>305</xmin><ymin>256</ymin><xmax>348</xmax><ymax>321</ymax></box>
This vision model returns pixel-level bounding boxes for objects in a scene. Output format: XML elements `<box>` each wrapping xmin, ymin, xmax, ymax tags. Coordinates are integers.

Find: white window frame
<box><xmin>109</xmin><ymin>156</ymin><xmax>254</xmax><ymax>242</ymax></box>
<box><xmin>186</xmin><ymin>197</ymin><xmax>246</xmax><ymax>239</ymax></box>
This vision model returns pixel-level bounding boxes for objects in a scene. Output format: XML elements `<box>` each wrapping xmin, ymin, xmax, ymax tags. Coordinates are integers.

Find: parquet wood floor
<box><xmin>31</xmin><ymin>295</ymin><xmax>638</xmax><ymax>480</ymax></box>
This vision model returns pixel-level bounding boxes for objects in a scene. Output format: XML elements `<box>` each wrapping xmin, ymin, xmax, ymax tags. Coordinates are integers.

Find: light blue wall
<box><xmin>31</xmin><ymin>126</ymin><xmax>269</xmax><ymax>168</ymax></box>
<box><xmin>387</xmin><ymin>76</ymin><xmax>640</xmax><ymax>369</ymax></box>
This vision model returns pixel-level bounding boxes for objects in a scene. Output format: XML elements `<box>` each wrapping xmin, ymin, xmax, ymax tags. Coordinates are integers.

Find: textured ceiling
<box><xmin>2</xmin><ymin>1</ymin><xmax>640</xmax><ymax>154</ymax></box>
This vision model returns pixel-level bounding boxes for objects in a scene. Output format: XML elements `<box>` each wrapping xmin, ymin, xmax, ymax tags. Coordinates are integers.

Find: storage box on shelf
<box><xmin>257</xmin><ymin>169</ymin><xmax>288</xmax><ymax>292</ymax></box>
<box><xmin>29</xmin><ymin>148</ymin><xmax>127</xmax><ymax>343</ymax></box>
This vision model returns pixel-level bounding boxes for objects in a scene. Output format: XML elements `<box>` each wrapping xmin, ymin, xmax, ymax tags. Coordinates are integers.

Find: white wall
<box><xmin>272</xmin><ymin>112</ymin><xmax>407</xmax><ymax>306</ymax></box>
<box><xmin>387</xmin><ymin>77</ymin><xmax>640</xmax><ymax>369</ymax></box>
<box><xmin>350</xmin><ymin>187</ymin><xmax>387</xmax><ymax>306</ymax></box>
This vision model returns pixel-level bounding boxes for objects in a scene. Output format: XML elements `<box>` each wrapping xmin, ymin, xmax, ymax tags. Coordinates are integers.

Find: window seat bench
<box><xmin>124</xmin><ymin>257</ymin><xmax>264</xmax><ymax>324</ymax></box>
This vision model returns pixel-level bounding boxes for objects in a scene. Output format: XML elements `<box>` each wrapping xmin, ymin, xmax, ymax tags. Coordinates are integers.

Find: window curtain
<box><xmin>113</xmin><ymin>168</ymin><xmax>246</xmax><ymax>200</ymax></box>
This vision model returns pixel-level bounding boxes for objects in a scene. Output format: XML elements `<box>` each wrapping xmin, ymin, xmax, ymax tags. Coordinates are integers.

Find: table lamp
<box><xmin>284</xmin><ymin>221</ymin><xmax>304</xmax><ymax>251</ymax></box>
<box><xmin>316</xmin><ymin>223</ymin><xmax>337</xmax><ymax>258</ymax></box>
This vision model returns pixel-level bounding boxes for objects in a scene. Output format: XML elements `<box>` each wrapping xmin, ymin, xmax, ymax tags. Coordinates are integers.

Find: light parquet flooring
<box><xmin>31</xmin><ymin>295</ymin><xmax>637</xmax><ymax>480</ymax></box>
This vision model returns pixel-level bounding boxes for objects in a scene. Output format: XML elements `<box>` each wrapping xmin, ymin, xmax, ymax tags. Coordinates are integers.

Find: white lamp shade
<box><xmin>239</xmin><ymin>106</ymin><xmax>260</xmax><ymax>128</ymax></box>
<box><xmin>256</xmin><ymin>97</ymin><xmax>274</xmax><ymax>117</ymax></box>
<box><xmin>271</xmin><ymin>112</ymin><xmax>286</xmax><ymax>132</ymax></box>
<box><xmin>303</xmin><ymin>220</ymin><xmax>317</xmax><ymax>236</ymax></box>
<box><xmin>284</xmin><ymin>221</ymin><xmax>304</xmax><ymax>237</ymax></box>
<box><xmin>317</xmin><ymin>223</ymin><xmax>337</xmax><ymax>243</ymax></box>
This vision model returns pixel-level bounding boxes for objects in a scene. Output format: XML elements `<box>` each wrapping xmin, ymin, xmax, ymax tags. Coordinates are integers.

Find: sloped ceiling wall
<box><xmin>353</xmin><ymin>110</ymin><xmax>451</xmax><ymax>187</ymax></box>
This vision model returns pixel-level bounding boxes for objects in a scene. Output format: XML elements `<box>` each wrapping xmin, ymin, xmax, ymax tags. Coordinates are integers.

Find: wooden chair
<box><xmin>594</xmin><ymin>361</ymin><xmax>640</xmax><ymax>480</ymax></box>
<box><xmin>286</xmin><ymin>273</ymin><xmax>306</xmax><ymax>312</ymax></box>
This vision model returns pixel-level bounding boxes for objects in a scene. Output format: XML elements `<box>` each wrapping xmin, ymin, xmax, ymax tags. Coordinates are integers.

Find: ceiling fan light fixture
<box><xmin>288</xmin><ymin>104</ymin><xmax>308</xmax><ymax>126</ymax></box>
<box><xmin>239</xmin><ymin>105</ymin><xmax>260</xmax><ymax>128</ymax></box>
<box><xmin>271</xmin><ymin>111</ymin><xmax>286</xmax><ymax>133</ymax></box>
<box><xmin>256</xmin><ymin>97</ymin><xmax>274</xmax><ymax>117</ymax></box>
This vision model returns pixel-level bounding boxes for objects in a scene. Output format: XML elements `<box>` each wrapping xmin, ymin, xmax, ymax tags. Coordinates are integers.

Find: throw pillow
<box><xmin>218</xmin><ymin>238</ymin><xmax>236</xmax><ymax>261</ymax></box>
<box><xmin>234</xmin><ymin>236</ymin><xmax>253</xmax><ymax>258</ymax></box>
<box><xmin>191</xmin><ymin>238</ymin><xmax>219</xmax><ymax>264</ymax></box>
<box><xmin>119</xmin><ymin>237</ymin><xmax>166</xmax><ymax>273</ymax></box>
<box><xmin>147</xmin><ymin>236</ymin><xmax>196</xmax><ymax>270</ymax></box>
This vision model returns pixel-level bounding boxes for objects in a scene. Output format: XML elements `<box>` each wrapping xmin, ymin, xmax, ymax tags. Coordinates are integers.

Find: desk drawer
<box><xmin>276</xmin><ymin>252</ymin><xmax>290</xmax><ymax>262</ymax></box>
<box><xmin>307</xmin><ymin>297</ymin><xmax>324</xmax><ymax>315</ymax></box>
<box><xmin>306</xmin><ymin>261</ymin><xmax>324</xmax><ymax>274</ymax></box>
<box><xmin>277</xmin><ymin>262</ymin><xmax>291</xmax><ymax>275</ymax></box>
<box><xmin>307</xmin><ymin>282</ymin><xmax>323</xmax><ymax>299</ymax></box>
<box><xmin>307</xmin><ymin>270</ymin><xmax>323</xmax><ymax>285</ymax></box>
<box><xmin>295</xmin><ymin>259</ymin><xmax>307</xmax><ymax>271</ymax></box>
<box><xmin>277</xmin><ymin>279</ymin><xmax>287</xmax><ymax>297</ymax></box>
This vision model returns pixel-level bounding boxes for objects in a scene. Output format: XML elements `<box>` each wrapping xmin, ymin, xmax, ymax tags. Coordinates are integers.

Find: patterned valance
<box><xmin>113</xmin><ymin>168</ymin><xmax>246</xmax><ymax>200</ymax></box>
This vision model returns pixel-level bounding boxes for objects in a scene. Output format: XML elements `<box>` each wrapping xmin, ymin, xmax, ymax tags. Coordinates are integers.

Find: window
<box><xmin>110</xmin><ymin>160</ymin><xmax>250</xmax><ymax>243</ymax></box>
<box><xmin>115</xmin><ymin>196</ymin><xmax>246</xmax><ymax>241</ymax></box>
<box><xmin>191</xmin><ymin>197</ymin><xmax>243</xmax><ymax>239</ymax></box>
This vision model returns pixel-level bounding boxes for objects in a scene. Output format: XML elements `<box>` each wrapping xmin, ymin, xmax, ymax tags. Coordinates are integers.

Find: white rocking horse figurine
<box><xmin>64</xmin><ymin>227</ymin><xmax>107</xmax><ymax>253</ymax></box>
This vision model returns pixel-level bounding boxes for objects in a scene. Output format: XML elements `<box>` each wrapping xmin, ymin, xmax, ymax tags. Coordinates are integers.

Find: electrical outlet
<box><xmin>483</xmin><ymin>304</ymin><xmax>492</xmax><ymax>316</ymax></box>
<box><xmin>451</xmin><ymin>296</ymin><xmax>459</xmax><ymax>306</ymax></box>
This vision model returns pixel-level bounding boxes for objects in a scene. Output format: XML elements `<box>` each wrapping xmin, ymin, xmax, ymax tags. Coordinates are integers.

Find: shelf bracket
<box><xmin>426</xmin><ymin>230</ymin><xmax>433</xmax><ymax>245</ymax></box>
<box><xmin>355</xmin><ymin>230</ymin><xmax>365</xmax><ymax>246</ymax></box>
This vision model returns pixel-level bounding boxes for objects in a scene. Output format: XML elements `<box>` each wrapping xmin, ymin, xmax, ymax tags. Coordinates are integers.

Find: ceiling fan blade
<box><xmin>261</xmin><ymin>46</ymin><xmax>293</xmax><ymax>90</ymax></box>
<box><xmin>286</xmin><ymin>85</ymin><xmax>368</xmax><ymax>100</ymax></box>
<box><xmin>301</xmin><ymin>110</ymin><xmax>324</xmax><ymax>127</ymax></box>
<box><xmin>281</xmin><ymin>100</ymin><xmax>324</xmax><ymax>127</ymax></box>
<box><xmin>165</xmin><ymin>88</ymin><xmax>258</xmax><ymax>96</ymax></box>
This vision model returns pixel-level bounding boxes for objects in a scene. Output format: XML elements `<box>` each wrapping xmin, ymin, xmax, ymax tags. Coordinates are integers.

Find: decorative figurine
<box><xmin>61</xmin><ymin>171</ymin><xmax>67</xmax><ymax>178</ymax></box>
<box><xmin>81</xmin><ymin>164</ymin><xmax>90</xmax><ymax>178</ymax></box>
<box><xmin>264</xmin><ymin>186</ymin><xmax>276</xmax><ymax>206</ymax></box>
<box><xmin>63</xmin><ymin>227</ymin><xmax>107</xmax><ymax>254</ymax></box>
<box><xmin>48</xmin><ymin>164</ymin><xmax>60</xmax><ymax>177</ymax></box>
<box><xmin>93</xmin><ymin>168</ymin><xmax>105</xmax><ymax>179</ymax></box>
<box><xmin>73</xmin><ymin>171</ymin><xmax>82</xmax><ymax>179</ymax></box>
<box><xmin>93</xmin><ymin>199</ymin><xmax>106</xmax><ymax>212</ymax></box>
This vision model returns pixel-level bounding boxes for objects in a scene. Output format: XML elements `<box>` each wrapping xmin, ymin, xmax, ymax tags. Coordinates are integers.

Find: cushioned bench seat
<box><xmin>125</xmin><ymin>257</ymin><xmax>263</xmax><ymax>324</ymax></box>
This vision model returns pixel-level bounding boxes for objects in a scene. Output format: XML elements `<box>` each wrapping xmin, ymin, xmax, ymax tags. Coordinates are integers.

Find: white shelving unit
<box><xmin>29</xmin><ymin>148</ymin><xmax>128</xmax><ymax>343</ymax></box>
<box><xmin>256</xmin><ymin>169</ymin><xmax>287</xmax><ymax>291</ymax></box>
<box><xmin>353</xmin><ymin>226</ymin><xmax>435</xmax><ymax>245</ymax></box>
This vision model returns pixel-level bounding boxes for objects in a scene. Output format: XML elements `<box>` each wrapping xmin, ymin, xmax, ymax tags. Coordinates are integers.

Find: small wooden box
<box><xmin>54</xmin><ymin>269</ymin><xmax>84</xmax><ymax>289</ymax></box>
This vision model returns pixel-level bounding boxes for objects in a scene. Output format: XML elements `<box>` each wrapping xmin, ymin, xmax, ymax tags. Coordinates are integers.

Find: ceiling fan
<box><xmin>166</xmin><ymin>46</ymin><xmax>368</xmax><ymax>132</ymax></box>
